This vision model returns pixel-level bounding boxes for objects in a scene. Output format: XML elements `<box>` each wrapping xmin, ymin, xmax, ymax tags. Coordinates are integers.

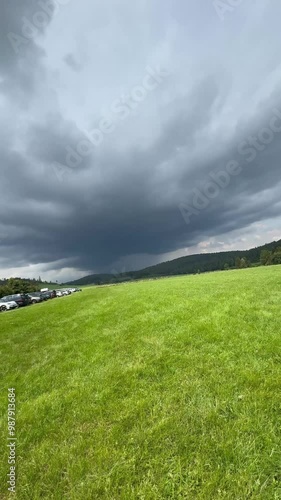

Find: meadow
<box><xmin>0</xmin><ymin>266</ymin><xmax>281</xmax><ymax>499</ymax></box>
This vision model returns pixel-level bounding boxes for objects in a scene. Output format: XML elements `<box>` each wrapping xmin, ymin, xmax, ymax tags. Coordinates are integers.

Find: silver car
<box><xmin>28</xmin><ymin>293</ymin><xmax>43</xmax><ymax>304</ymax></box>
<box><xmin>0</xmin><ymin>299</ymin><xmax>18</xmax><ymax>311</ymax></box>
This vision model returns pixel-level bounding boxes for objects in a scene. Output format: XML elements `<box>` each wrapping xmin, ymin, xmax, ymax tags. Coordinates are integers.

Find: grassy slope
<box><xmin>0</xmin><ymin>266</ymin><xmax>281</xmax><ymax>499</ymax></box>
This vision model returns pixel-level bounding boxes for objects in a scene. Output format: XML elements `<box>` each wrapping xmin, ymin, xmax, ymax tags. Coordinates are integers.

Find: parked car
<box><xmin>27</xmin><ymin>293</ymin><xmax>43</xmax><ymax>304</ymax></box>
<box><xmin>57</xmin><ymin>289</ymin><xmax>70</xmax><ymax>296</ymax></box>
<box><xmin>0</xmin><ymin>299</ymin><xmax>18</xmax><ymax>311</ymax></box>
<box><xmin>30</xmin><ymin>292</ymin><xmax>48</xmax><ymax>301</ymax></box>
<box><xmin>40</xmin><ymin>290</ymin><xmax>56</xmax><ymax>300</ymax></box>
<box><xmin>1</xmin><ymin>294</ymin><xmax>31</xmax><ymax>307</ymax></box>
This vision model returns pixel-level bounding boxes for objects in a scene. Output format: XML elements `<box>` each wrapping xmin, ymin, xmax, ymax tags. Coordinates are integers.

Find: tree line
<box><xmin>0</xmin><ymin>278</ymin><xmax>52</xmax><ymax>299</ymax></box>
<box><xmin>260</xmin><ymin>247</ymin><xmax>281</xmax><ymax>266</ymax></box>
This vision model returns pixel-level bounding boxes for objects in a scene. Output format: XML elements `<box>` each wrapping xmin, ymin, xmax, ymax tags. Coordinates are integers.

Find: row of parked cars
<box><xmin>0</xmin><ymin>288</ymin><xmax>82</xmax><ymax>312</ymax></box>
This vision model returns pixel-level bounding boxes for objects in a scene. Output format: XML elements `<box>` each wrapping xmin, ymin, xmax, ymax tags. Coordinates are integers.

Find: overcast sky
<box><xmin>1</xmin><ymin>0</ymin><xmax>281</xmax><ymax>282</ymax></box>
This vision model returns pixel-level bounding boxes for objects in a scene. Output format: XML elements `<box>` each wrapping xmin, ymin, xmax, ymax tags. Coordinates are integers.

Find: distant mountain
<box><xmin>65</xmin><ymin>239</ymin><xmax>281</xmax><ymax>286</ymax></box>
<box><xmin>65</xmin><ymin>274</ymin><xmax>113</xmax><ymax>286</ymax></box>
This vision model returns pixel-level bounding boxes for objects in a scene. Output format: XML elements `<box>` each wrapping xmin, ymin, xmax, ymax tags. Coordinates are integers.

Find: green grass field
<box><xmin>1</xmin><ymin>266</ymin><xmax>281</xmax><ymax>499</ymax></box>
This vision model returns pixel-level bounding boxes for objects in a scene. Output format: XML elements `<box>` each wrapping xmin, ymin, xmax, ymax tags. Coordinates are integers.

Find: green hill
<box><xmin>66</xmin><ymin>239</ymin><xmax>281</xmax><ymax>286</ymax></box>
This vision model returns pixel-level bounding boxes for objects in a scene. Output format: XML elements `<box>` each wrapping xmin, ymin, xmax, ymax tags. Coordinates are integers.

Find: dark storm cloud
<box><xmin>1</xmin><ymin>0</ymin><xmax>281</xmax><ymax>278</ymax></box>
<box><xmin>2</xmin><ymin>81</ymin><xmax>281</xmax><ymax>273</ymax></box>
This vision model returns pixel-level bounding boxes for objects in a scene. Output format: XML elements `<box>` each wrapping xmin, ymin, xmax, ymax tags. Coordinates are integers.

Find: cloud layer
<box><xmin>1</xmin><ymin>0</ymin><xmax>281</xmax><ymax>280</ymax></box>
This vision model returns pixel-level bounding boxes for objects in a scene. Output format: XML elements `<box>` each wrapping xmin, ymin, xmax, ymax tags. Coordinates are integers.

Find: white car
<box><xmin>0</xmin><ymin>300</ymin><xmax>18</xmax><ymax>311</ymax></box>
